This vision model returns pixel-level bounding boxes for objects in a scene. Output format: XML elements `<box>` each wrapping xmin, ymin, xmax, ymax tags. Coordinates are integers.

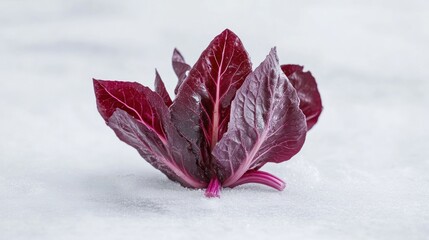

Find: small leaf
<box><xmin>172</xmin><ymin>48</ymin><xmax>191</xmax><ymax>94</ymax></box>
<box><xmin>281</xmin><ymin>65</ymin><xmax>323</xmax><ymax>130</ymax></box>
<box><xmin>154</xmin><ymin>70</ymin><xmax>173</xmax><ymax>107</ymax></box>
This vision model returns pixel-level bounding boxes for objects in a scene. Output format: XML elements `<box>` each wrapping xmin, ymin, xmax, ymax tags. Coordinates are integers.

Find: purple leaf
<box><xmin>93</xmin><ymin>79</ymin><xmax>166</xmax><ymax>140</ymax></box>
<box><xmin>281</xmin><ymin>65</ymin><xmax>323</xmax><ymax>130</ymax></box>
<box><xmin>154</xmin><ymin>70</ymin><xmax>173</xmax><ymax>107</ymax></box>
<box><xmin>172</xmin><ymin>48</ymin><xmax>191</xmax><ymax>94</ymax></box>
<box><xmin>212</xmin><ymin>49</ymin><xmax>307</xmax><ymax>187</ymax></box>
<box><xmin>93</xmin><ymin>79</ymin><xmax>206</xmax><ymax>188</ymax></box>
<box><xmin>171</xmin><ymin>28</ymin><xmax>252</xmax><ymax>157</ymax></box>
<box><xmin>170</xmin><ymin>80</ymin><xmax>214</xmax><ymax>180</ymax></box>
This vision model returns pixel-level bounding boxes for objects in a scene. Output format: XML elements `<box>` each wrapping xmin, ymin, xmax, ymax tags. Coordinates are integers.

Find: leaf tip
<box><xmin>93</xmin><ymin>78</ymin><xmax>103</xmax><ymax>93</ymax></box>
<box><xmin>154</xmin><ymin>68</ymin><xmax>160</xmax><ymax>78</ymax></box>
<box><xmin>222</xmin><ymin>28</ymin><xmax>233</xmax><ymax>34</ymax></box>
<box><xmin>172</xmin><ymin>48</ymin><xmax>184</xmax><ymax>61</ymax></box>
<box><xmin>220</xmin><ymin>28</ymin><xmax>239</xmax><ymax>39</ymax></box>
<box><xmin>269</xmin><ymin>47</ymin><xmax>279</xmax><ymax>61</ymax></box>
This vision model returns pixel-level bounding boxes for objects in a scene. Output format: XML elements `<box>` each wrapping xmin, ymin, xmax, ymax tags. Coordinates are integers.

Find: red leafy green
<box><xmin>93</xmin><ymin>29</ymin><xmax>322</xmax><ymax>197</ymax></box>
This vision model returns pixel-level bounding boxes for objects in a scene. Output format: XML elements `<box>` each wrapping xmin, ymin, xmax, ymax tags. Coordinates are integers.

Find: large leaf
<box><xmin>170</xmin><ymin>29</ymin><xmax>252</xmax><ymax>175</ymax></box>
<box><xmin>212</xmin><ymin>49</ymin><xmax>307</xmax><ymax>186</ymax></box>
<box><xmin>172</xmin><ymin>48</ymin><xmax>191</xmax><ymax>94</ymax></box>
<box><xmin>154</xmin><ymin>70</ymin><xmax>173</xmax><ymax>107</ymax></box>
<box><xmin>93</xmin><ymin>79</ymin><xmax>206</xmax><ymax>188</ymax></box>
<box><xmin>281</xmin><ymin>65</ymin><xmax>322</xmax><ymax>130</ymax></box>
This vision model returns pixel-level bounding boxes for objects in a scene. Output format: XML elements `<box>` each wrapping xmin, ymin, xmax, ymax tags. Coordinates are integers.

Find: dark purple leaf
<box><xmin>172</xmin><ymin>48</ymin><xmax>191</xmax><ymax>94</ymax></box>
<box><xmin>212</xmin><ymin>49</ymin><xmax>307</xmax><ymax>187</ymax></box>
<box><xmin>170</xmin><ymin>80</ymin><xmax>213</xmax><ymax>180</ymax></box>
<box><xmin>93</xmin><ymin>79</ymin><xmax>165</xmax><ymax>139</ymax></box>
<box><xmin>154</xmin><ymin>70</ymin><xmax>173</xmax><ymax>107</ymax></box>
<box><xmin>171</xmin><ymin>29</ymin><xmax>252</xmax><ymax>153</ymax></box>
<box><xmin>93</xmin><ymin>79</ymin><xmax>206</xmax><ymax>188</ymax></box>
<box><xmin>281</xmin><ymin>64</ymin><xmax>323</xmax><ymax>130</ymax></box>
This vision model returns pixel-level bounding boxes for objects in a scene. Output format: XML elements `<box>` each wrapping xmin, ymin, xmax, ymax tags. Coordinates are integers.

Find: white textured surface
<box><xmin>1</xmin><ymin>1</ymin><xmax>428</xmax><ymax>239</ymax></box>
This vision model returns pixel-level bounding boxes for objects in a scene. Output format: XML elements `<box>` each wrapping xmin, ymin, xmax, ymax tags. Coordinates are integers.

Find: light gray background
<box><xmin>1</xmin><ymin>0</ymin><xmax>428</xmax><ymax>239</ymax></box>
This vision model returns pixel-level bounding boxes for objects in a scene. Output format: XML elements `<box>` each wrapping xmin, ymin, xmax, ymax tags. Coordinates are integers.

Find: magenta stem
<box><xmin>204</xmin><ymin>177</ymin><xmax>221</xmax><ymax>198</ymax></box>
<box><xmin>229</xmin><ymin>170</ymin><xmax>286</xmax><ymax>191</ymax></box>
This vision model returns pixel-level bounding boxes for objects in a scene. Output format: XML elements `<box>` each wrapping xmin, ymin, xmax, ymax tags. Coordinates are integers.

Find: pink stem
<box><xmin>229</xmin><ymin>170</ymin><xmax>286</xmax><ymax>191</ymax></box>
<box><xmin>204</xmin><ymin>177</ymin><xmax>221</xmax><ymax>198</ymax></box>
